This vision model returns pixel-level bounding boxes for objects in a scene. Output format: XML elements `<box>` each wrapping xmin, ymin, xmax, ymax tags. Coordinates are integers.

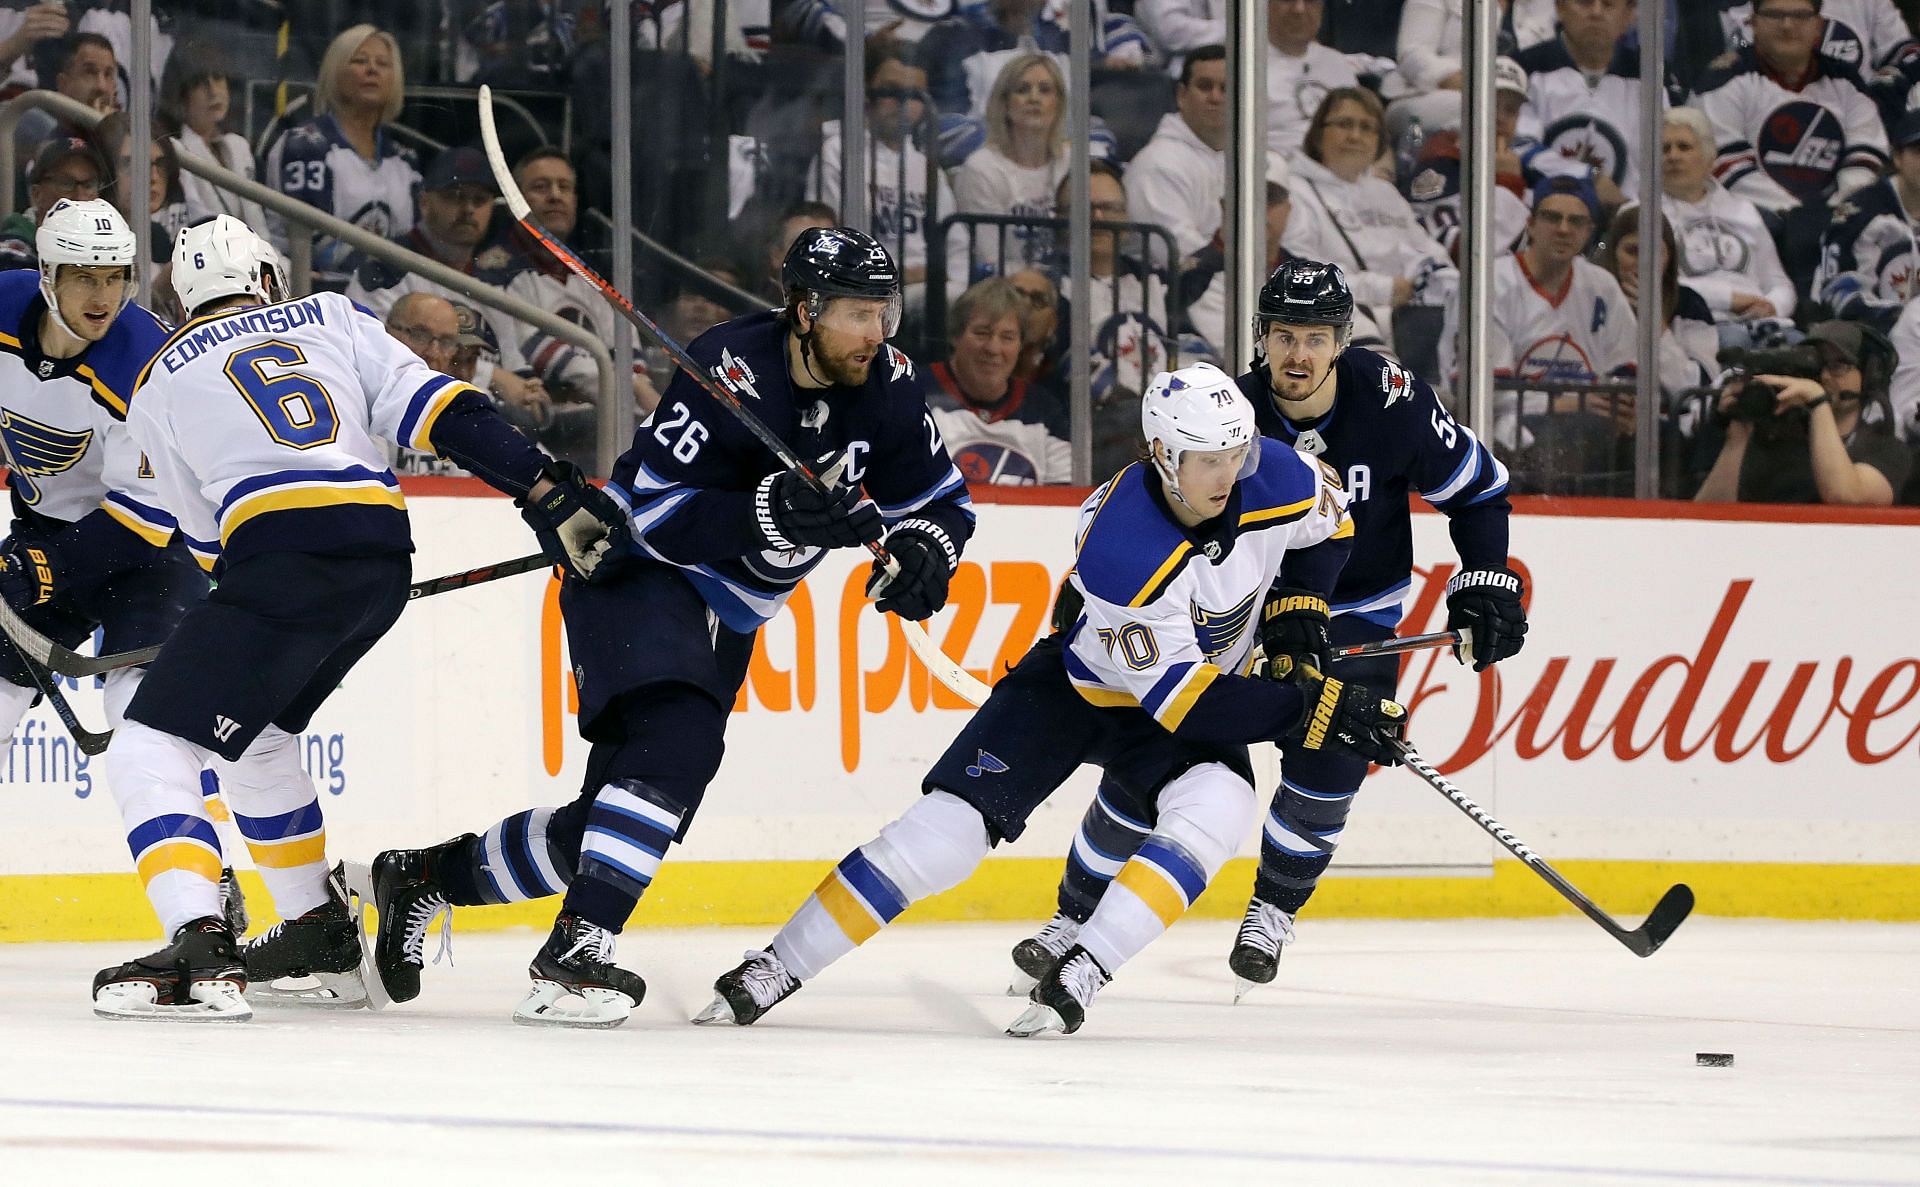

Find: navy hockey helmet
<box><xmin>782</xmin><ymin>226</ymin><xmax>903</xmax><ymax>337</ymax></box>
<box><xmin>1257</xmin><ymin>258</ymin><xmax>1355</xmax><ymax>339</ymax></box>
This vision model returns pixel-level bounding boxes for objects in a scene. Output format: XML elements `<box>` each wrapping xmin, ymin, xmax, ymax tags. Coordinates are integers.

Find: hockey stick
<box><xmin>1390</xmin><ymin>738</ymin><xmax>1694</xmax><ymax>956</ymax></box>
<box><xmin>1334</xmin><ymin>629</ymin><xmax>1461</xmax><ymax>662</ymax></box>
<box><xmin>408</xmin><ymin>552</ymin><xmax>553</xmax><ymax>601</ymax></box>
<box><xmin>0</xmin><ymin>635</ymin><xmax>112</xmax><ymax>755</ymax></box>
<box><xmin>477</xmin><ymin>86</ymin><xmax>988</xmax><ymax>708</ymax></box>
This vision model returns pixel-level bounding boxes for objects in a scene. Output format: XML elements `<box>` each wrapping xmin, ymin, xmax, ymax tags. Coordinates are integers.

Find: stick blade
<box><xmin>476</xmin><ymin>85</ymin><xmax>532</xmax><ymax>220</ymax></box>
<box><xmin>1623</xmin><ymin>883</ymin><xmax>1694</xmax><ymax>957</ymax></box>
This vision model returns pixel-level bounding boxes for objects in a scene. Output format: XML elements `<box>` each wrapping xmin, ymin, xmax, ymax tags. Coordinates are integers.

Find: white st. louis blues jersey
<box><xmin>127</xmin><ymin>291</ymin><xmax>480</xmax><ymax>571</ymax></box>
<box><xmin>1063</xmin><ymin>447</ymin><xmax>1352</xmax><ymax>734</ymax></box>
<box><xmin>0</xmin><ymin>270</ymin><xmax>176</xmax><ymax>546</ymax></box>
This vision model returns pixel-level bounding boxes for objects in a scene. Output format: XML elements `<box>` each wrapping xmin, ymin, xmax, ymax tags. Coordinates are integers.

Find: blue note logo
<box><xmin>1190</xmin><ymin>587</ymin><xmax>1261</xmax><ymax>660</ymax></box>
<box><xmin>0</xmin><ymin>408</ymin><xmax>93</xmax><ymax>506</ymax></box>
<box><xmin>965</xmin><ymin>750</ymin><xmax>1009</xmax><ymax>778</ymax></box>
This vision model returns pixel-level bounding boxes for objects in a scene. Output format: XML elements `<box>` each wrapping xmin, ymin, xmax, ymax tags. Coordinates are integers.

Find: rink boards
<box><xmin>2</xmin><ymin>483</ymin><xmax>1917</xmax><ymax>939</ymax></box>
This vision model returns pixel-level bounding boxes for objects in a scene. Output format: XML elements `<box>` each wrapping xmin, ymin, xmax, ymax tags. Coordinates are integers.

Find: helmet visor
<box><xmin>812</xmin><ymin>292</ymin><xmax>903</xmax><ymax>339</ymax></box>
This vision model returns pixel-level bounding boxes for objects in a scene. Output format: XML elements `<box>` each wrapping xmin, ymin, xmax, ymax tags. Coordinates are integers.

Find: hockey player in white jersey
<box><xmin>693</xmin><ymin>363</ymin><xmax>1408</xmax><ymax>1037</ymax></box>
<box><xmin>89</xmin><ymin>215</ymin><xmax>628</xmax><ymax>1022</ymax></box>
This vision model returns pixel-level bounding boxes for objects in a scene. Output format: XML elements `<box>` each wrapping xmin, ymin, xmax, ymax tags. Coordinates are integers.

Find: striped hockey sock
<box><xmin>471</xmin><ymin>806</ymin><xmax>573</xmax><ymax>904</ymax></box>
<box><xmin>127</xmin><ymin>811</ymin><xmax>225</xmax><ymax>936</ymax></box>
<box><xmin>1057</xmin><ymin>783</ymin><xmax>1152</xmax><ymax>922</ymax></box>
<box><xmin>1255</xmin><ymin>777</ymin><xmax>1356</xmax><ymax>914</ymax></box>
<box><xmin>1076</xmin><ymin>835</ymin><xmax>1210</xmax><ymax>974</ymax></box>
<box><xmin>770</xmin><ymin>848</ymin><xmax>910</xmax><ymax>982</ymax></box>
<box><xmin>233</xmin><ymin>799</ymin><xmax>330</xmax><ymax>920</ymax></box>
<box><xmin>563</xmin><ymin>780</ymin><xmax>682</xmax><ymax>931</ymax></box>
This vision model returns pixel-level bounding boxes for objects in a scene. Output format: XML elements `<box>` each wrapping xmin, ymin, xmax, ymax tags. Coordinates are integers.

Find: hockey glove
<box><xmin>866</xmin><ymin>523</ymin><xmax>958</xmax><ymax>621</ymax></box>
<box><xmin>755</xmin><ymin>466</ymin><xmax>883</xmax><ymax>551</ymax></box>
<box><xmin>519</xmin><ymin>462</ymin><xmax>631</xmax><ymax>582</ymax></box>
<box><xmin>1272</xmin><ymin>655</ymin><xmax>1407</xmax><ymax>767</ymax></box>
<box><xmin>1444</xmin><ymin>567</ymin><xmax>1527</xmax><ymax>671</ymax></box>
<box><xmin>1259</xmin><ymin>587</ymin><xmax>1333</xmax><ymax>676</ymax></box>
<box><xmin>1049</xmin><ymin>574</ymin><xmax>1084</xmax><ymax>634</ymax></box>
<box><xmin>0</xmin><ymin>536</ymin><xmax>60</xmax><ymax>607</ymax></box>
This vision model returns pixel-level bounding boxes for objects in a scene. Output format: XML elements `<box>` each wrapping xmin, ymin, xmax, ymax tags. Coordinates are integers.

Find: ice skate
<box><xmin>691</xmin><ymin>948</ymin><xmax>801</xmax><ymax>1026</ymax></box>
<box><xmin>1228</xmin><ymin>898</ymin><xmax>1296</xmax><ymax>1001</ymax></box>
<box><xmin>1005</xmin><ymin>945</ymin><xmax>1110</xmax><ymax>1037</ymax></box>
<box><xmin>242</xmin><ymin>876</ymin><xmax>367</xmax><ymax>1008</ymax></box>
<box><xmin>93</xmin><ymin>917</ymin><xmax>251</xmax><ymax>1023</ymax></box>
<box><xmin>1007</xmin><ymin>912</ymin><xmax>1080</xmax><ymax>995</ymax></box>
<box><xmin>513</xmin><ymin>913</ymin><xmax>646</xmax><ymax>1029</ymax></box>
<box><xmin>363</xmin><ymin>844</ymin><xmax>455</xmax><ymax>1004</ymax></box>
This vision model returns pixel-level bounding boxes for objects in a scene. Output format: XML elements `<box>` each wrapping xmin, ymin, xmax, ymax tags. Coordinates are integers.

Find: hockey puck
<box><xmin>1695</xmin><ymin>1052</ymin><xmax>1734</xmax><ymax>1067</ymax></box>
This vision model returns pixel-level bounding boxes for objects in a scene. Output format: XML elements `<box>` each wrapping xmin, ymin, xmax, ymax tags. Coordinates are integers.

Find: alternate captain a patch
<box><xmin>0</xmin><ymin>407</ymin><xmax>93</xmax><ymax>504</ymax></box>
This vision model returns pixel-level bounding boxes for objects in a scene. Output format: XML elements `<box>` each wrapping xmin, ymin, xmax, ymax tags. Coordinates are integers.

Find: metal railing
<box><xmin>583</xmin><ymin>208</ymin><xmax>766</xmax><ymax>314</ymax></box>
<box><xmin>0</xmin><ymin>90</ymin><xmax>622</xmax><ymax>476</ymax></box>
<box><xmin>1492</xmin><ymin>376</ymin><xmax>1640</xmax><ymax>498</ymax></box>
<box><xmin>245</xmin><ymin>82</ymin><xmax>565</xmax><ymax>162</ymax></box>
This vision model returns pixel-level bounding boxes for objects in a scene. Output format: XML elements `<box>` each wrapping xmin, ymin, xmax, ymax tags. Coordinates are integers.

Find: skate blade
<box><xmin>689</xmin><ymin>993</ymin><xmax>740</xmax><ymax>1026</ymax></box>
<box><xmin>1004</xmin><ymin>1002</ymin><xmax>1067</xmax><ymax>1038</ymax></box>
<box><xmin>512</xmin><ymin>979</ymin><xmax>634</xmax><ymax>1029</ymax></box>
<box><xmin>248</xmin><ymin>970</ymin><xmax>369</xmax><ymax>1009</ymax></box>
<box><xmin>335</xmin><ymin>861</ymin><xmax>392</xmax><ymax>1012</ymax></box>
<box><xmin>1233</xmin><ymin>976</ymin><xmax>1261</xmax><ymax>1004</ymax></box>
<box><xmin>94</xmin><ymin>978</ymin><xmax>253</xmax><ymax>1023</ymax></box>
<box><xmin>1005</xmin><ymin>969</ymin><xmax>1039</xmax><ymax>997</ymax></box>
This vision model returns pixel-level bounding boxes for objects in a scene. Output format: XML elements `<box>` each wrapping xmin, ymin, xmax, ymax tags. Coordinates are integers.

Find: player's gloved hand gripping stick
<box><xmin>478</xmin><ymin>86</ymin><xmax>988</xmax><ymax>705</ymax></box>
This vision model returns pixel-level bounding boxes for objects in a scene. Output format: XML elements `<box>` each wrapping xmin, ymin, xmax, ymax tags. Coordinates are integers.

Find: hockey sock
<box><xmin>108</xmin><ymin>669</ymin><xmax>244</xmax><ymax>868</ymax></box>
<box><xmin>106</xmin><ymin>721</ymin><xmax>223</xmax><ymax>935</ymax></box>
<box><xmin>772</xmin><ymin>790</ymin><xmax>990</xmax><ymax>982</ymax></box>
<box><xmin>466</xmin><ymin>806</ymin><xmax>573</xmax><ymax>905</ymax></box>
<box><xmin>1078</xmin><ymin>763</ymin><xmax>1255</xmax><ymax>975</ymax></box>
<box><xmin>218</xmin><ymin>727</ymin><xmax>330</xmax><ymax>920</ymax></box>
<box><xmin>1254</xmin><ymin>775</ymin><xmax>1358</xmax><ymax>914</ymax></box>
<box><xmin>1056</xmin><ymin>781</ymin><xmax>1153</xmax><ymax>923</ymax></box>
<box><xmin>563</xmin><ymin>779</ymin><xmax>683</xmax><ymax>932</ymax></box>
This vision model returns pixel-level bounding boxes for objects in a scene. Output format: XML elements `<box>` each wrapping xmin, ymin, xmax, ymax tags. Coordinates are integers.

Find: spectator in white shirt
<box><xmin>159</xmin><ymin>42</ymin><xmax>270</xmax><ymax>232</ymax></box>
<box><xmin>1658</xmin><ymin>105</ymin><xmax>1796</xmax><ymax>335</ymax></box>
<box><xmin>954</xmin><ymin>51</ymin><xmax>1071</xmax><ymax>271</ymax></box>
<box><xmin>1126</xmin><ymin>44</ymin><xmax>1229</xmax><ymax>268</ymax></box>
<box><xmin>1267</xmin><ymin>0</ymin><xmax>1363</xmax><ymax>155</ymax></box>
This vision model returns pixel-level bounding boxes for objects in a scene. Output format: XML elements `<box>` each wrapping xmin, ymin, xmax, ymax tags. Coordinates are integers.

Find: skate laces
<box><xmin>736</xmin><ymin>949</ymin><xmax>797</xmax><ymax>1006</ymax></box>
<box><xmin>1238</xmin><ymin>900</ymin><xmax>1297</xmax><ymax>958</ymax></box>
<box><xmin>403</xmin><ymin>891</ymin><xmax>454</xmax><ymax>968</ymax></box>
<box><xmin>1058</xmin><ymin>951</ymin><xmax>1108</xmax><ymax>1007</ymax></box>
<box><xmin>1034</xmin><ymin>914</ymin><xmax>1080</xmax><ymax>957</ymax></box>
<box><xmin>558</xmin><ymin>919</ymin><xmax>615</xmax><ymax>966</ymax></box>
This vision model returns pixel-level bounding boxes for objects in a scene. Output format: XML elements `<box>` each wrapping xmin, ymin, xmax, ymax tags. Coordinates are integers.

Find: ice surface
<box><xmin>1</xmin><ymin>918</ymin><xmax>1915</xmax><ymax>1185</ymax></box>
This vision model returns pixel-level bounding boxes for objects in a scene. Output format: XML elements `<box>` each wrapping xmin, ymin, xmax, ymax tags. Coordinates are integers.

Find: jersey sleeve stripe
<box><xmin>182</xmin><ymin>533</ymin><xmax>220</xmax><ymax>571</ymax></box>
<box><xmin>397</xmin><ymin>374</ymin><xmax>477</xmax><ymax>451</ymax></box>
<box><xmin>1139</xmin><ymin>660</ymin><xmax>1197</xmax><ymax>717</ymax></box>
<box><xmin>102</xmin><ymin>492</ymin><xmax>177</xmax><ymax>547</ymax></box>
<box><xmin>1155</xmin><ymin>663</ymin><xmax>1221</xmax><ymax>731</ymax></box>
<box><xmin>876</xmin><ymin>466</ymin><xmax>971</xmax><ymax>520</ymax></box>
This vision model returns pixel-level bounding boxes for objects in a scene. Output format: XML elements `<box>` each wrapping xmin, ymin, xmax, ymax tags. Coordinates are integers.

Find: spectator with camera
<box><xmin>1693</xmin><ymin>320</ymin><xmax>1910</xmax><ymax>506</ymax></box>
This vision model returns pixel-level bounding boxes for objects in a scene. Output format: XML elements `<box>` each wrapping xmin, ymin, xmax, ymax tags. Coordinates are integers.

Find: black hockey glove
<box><xmin>866</xmin><ymin>523</ymin><xmax>958</xmax><ymax>621</ymax></box>
<box><xmin>518</xmin><ymin>461</ymin><xmax>631</xmax><ymax>582</ymax></box>
<box><xmin>1259</xmin><ymin>587</ymin><xmax>1333</xmax><ymax>675</ymax></box>
<box><xmin>1444</xmin><ymin>567</ymin><xmax>1527</xmax><ymax>672</ymax></box>
<box><xmin>755</xmin><ymin>466</ymin><xmax>883</xmax><ymax>551</ymax></box>
<box><xmin>0</xmin><ymin>536</ymin><xmax>60</xmax><ymax>607</ymax></box>
<box><xmin>1271</xmin><ymin>656</ymin><xmax>1407</xmax><ymax>767</ymax></box>
<box><xmin>1049</xmin><ymin>574</ymin><xmax>1084</xmax><ymax>634</ymax></box>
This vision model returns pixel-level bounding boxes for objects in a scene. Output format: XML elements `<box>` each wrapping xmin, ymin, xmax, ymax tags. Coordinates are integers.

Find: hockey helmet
<box><xmin>1141</xmin><ymin>362</ymin><xmax>1260</xmax><ymax>509</ymax></box>
<box><xmin>782</xmin><ymin>226</ymin><xmax>903</xmax><ymax>337</ymax></box>
<box><xmin>1258</xmin><ymin>258</ymin><xmax>1354</xmax><ymax>336</ymax></box>
<box><xmin>174</xmin><ymin>214</ymin><xmax>283</xmax><ymax>317</ymax></box>
<box><xmin>36</xmin><ymin>198</ymin><xmax>136</xmax><ymax>337</ymax></box>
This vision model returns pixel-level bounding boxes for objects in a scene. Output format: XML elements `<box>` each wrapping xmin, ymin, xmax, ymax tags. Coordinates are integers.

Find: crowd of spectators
<box><xmin>0</xmin><ymin>0</ymin><xmax>1918</xmax><ymax>508</ymax></box>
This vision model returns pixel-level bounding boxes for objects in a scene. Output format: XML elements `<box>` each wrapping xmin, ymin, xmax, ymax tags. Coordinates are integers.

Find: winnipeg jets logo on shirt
<box><xmin>1381</xmin><ymin>360</ymin><xmax>1414</xmax><ymax>407</ymax></box>
<box><xmin>714</xmin><ymin>348</ymin><xmax>761</xmax><ymax>401</ymax></box>
<box><xmin>886</xmin><ymin>344</ymin><xmax>914</xmax><ymax>382</ymax></box>
<box><xmin>1757</xmin><ymin>101</ymin><xmax>1846</xmax><ymax>200</ymax></box>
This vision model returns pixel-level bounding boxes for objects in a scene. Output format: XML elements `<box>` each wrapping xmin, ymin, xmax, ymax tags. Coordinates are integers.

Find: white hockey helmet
<box><xmin>1140</xmin><ymin>362</ymin><xmax>1260</xmax><ymax>508</ymax></box>
<box><xmin>36</xmin><ymin>198</ymin><xmax>136</xmax><ymax>336</ymax></box>
<box><xmin>174</xmin><ymin>214</ymin><xmax>283</xmax><ymax>317</ymax></box>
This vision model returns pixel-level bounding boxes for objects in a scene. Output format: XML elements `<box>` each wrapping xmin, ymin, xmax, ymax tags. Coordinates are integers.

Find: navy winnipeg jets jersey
<box><xmin>1238</xmin><ymin>347</ymin><xmax>1512</xmax><ymax>626</ymax></box>
<box><xmin>611</xmin><ymin>309</ymin><xmax>975</xmax><ymax>632</ymax></box>
<box><xmin>0</xmin><ymin>269</ymin><xmax>177</xmax><ymax>550</ymax></box>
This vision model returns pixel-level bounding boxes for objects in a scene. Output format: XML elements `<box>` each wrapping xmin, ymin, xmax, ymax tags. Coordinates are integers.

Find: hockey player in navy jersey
<box><xmin>690</xmin><ymin>362</ymin><xmax>1408</xmax><ymax>1038</ymax></box>
<box><xmin>90</xmin><ymin>215</ymin><xmax>626</xmax><ymax>1022</ymax></box>
<box><xmin>1010</xmin><ymin>259</ymin><xmax>1528</xmax><ymax>998</ymax></box>
<box><xmin>368</xmin><ymin>227</ymin><xmax>976</xmax><ymax>1028</ymax></box>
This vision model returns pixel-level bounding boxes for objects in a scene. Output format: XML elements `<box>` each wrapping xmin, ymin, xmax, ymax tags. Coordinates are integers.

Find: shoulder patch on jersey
<box><xmin>1381</xmin><ymin>358</ymin><xmax>1415</xmax><ymax>407</ymax></box>
<box><xmin>885</xmin><ymin>343</ymin><xmax>914</xmax><ymax>381</ymax></box>
<box><xmin>712</xmin><ymin>347</ymin><xmax>761</xmax><ymax>401</ymax></box>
